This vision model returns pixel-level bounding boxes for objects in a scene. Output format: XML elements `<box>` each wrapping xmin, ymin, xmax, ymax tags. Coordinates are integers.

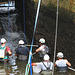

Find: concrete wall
<box><xmin>15</xmin><ymin>0</ymin><xmax>35</xmax><ymax>41</ymax></box>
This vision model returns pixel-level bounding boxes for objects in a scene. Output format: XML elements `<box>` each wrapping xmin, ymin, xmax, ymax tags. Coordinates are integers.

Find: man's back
<box><xmin>16</xmin><ymin>46</ymin><xmax>29</xmax><ymax>56</ymax></box>
<box><xmin>37</xmin><ymin>61</ymin><xmax>53</xmax><ymax>71</ymax></box>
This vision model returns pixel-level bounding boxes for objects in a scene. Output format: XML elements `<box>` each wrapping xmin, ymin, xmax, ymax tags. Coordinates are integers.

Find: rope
<box><xmin>23</xmin><ymin>0</ymin><xmax>26</xmax><ymax>40</ymax></box>
<box><xmin>8</xmin><ymin>0</ymin><xmax>10</xmax><ymax>42</ymax></box>
<box><xmin>25</xmin><ymin>0</ymin><xmax>41</xmax><ymax>75</ymax></box>
<box><xmin>52</xmin><ymin>0</ymin><xmax>59</xmax><ymax>75</ymax></box>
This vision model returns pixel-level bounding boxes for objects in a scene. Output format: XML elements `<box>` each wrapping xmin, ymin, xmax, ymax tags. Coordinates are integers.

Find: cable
<box><xmin>8</xmin><ymin>0</ymin><xmax>10</xmax><ymax>42</ymax></box>
<box><xmin>23</xmin><ymin>0</ymin><xmax>26</xmax><ymax>40</ymax></box>
<box><xmin>25</xmin><ymin>0</ymin><xmax>41</xmax><ymax>75</ymax></box>
<box><xmin>52</xmin><ymin>0</ymin><xmax>59</xmax><ymax>75</ymax></box>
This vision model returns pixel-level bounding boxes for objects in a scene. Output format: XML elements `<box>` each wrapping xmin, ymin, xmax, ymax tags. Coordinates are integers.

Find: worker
<box><xmin>0</xmin><ymin>38</ymin><xmax>12</xmax><ymax>62</ymax></box>
<box><xmin>36</xmin><ymin>38</ymin><xmax>49</xmax><ymax>57</ymax></box>
<box><xmin>31</xmin><ymin>54</ymin><xmax>53</xmax><ymax>74</ymax></box>
<box><xmin>16</xmin><ymin>40</ymin><xmax>29</xmax><ymax>60</ymax></box>
<box><xmin>55</xmin><ymin>52</ymin><xmax>71</xmax><ymax>72</ymax></box>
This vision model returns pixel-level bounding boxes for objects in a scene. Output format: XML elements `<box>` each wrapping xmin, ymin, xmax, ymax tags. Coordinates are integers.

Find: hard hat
<box><xmin>19</xmin><ymin>40</ymin><xmax>24</xmax><ymax>45</ymax></box>
<box><xmin>57</xmin><ymin>52</ymin><xmax>64</xmax><ymax>58</ymax></box>
<box><xmin>44</xmin><ymin>54</ymin><xmax>50</xmax><ymax>60</ymax></box>
<box><xmin>1</xmin><ymin>38</ymin><xmax>6</xmax><ymax>43</ymax></box>
<box><xmin>39</xmin><ymin>38</ymin><xmax>45</xmax><ymax>43</ymax></box>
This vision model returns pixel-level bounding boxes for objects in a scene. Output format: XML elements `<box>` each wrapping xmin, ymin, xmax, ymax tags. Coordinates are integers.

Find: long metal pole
<box><xmin>52</xmin><ymin>0</ymin><xmax>59</xmax><ymax>75</ymax></box>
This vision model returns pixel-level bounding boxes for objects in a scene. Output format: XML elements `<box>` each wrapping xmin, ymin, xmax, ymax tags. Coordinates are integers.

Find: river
<box><xmin>0</xmin><ymin>57</ymin><xmax>75</xmax><ymax>75</ymax></box>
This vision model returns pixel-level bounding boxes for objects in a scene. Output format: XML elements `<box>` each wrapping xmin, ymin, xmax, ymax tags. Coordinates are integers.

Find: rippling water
<box><xmin>0</xmin><ymin>56</ymin><xmax>75</xmax><ymax>75</ymax></box>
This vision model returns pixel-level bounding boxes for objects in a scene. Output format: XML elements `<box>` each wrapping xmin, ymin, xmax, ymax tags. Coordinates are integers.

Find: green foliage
<box><xmin>34</xmin><ymin>0</ymin><xmax>75</xmax><ymax>12</ymax></box>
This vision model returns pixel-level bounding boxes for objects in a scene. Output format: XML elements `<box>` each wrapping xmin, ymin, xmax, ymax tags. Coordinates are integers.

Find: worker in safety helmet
<box><xmin>36</xmin><ymin>38</ymin><xmax>49</xmax><ymax>57</ymax></box>
<box><xmin>16</xmin><ymin>40</ymin><xmax>29</xmax><ymax>60</ymax></box>
<box><xmin>31</xmin><ymin>54</ymin><xmax>53</xmax><ymax>74</ymax></box>
<box><xmin>0</xmin><ymin>38</ymin><xmax>12</xmax><ymax>62</ymax></box>
<box><xmin>55</xmin><ymin>52</ymin><xmax>71</xmax><ymax>72</ymax></box>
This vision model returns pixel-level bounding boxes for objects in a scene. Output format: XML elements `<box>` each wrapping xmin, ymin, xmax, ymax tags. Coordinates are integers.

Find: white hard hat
<box><xmin>19</xmin><ymin>40</ymin><xmax>24</xmax><ymax>45</ymax></box>
<box><xmin>1</xmin><ymin>38</ymin><xmax>6</xmax><ymax>43</ymax></box>
<box><xmin>44</xmin><ymin>54</ymin><xmax>50</xmax><ymax>60</ymax></box>
<box><xmin>39</xmin><ymin>38</ymin><xmax>45</xmax><ymax>43</ymax></box>
<box><xmin>57</xmin><ymin>52</ymin><xmax>64</xmax><ymax>58</ymax></box>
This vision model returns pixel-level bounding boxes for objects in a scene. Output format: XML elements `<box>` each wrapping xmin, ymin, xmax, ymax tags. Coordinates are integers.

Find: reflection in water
<box><xmin>0</xmin><ymin>53</ymin><xmax>21</xmax><ymax>75</ymax></box>
<box><xmin>3</xmin><ymin>54</ymin><xmax>20</xmax><ymax>75</ymax></box>
<box><xmin>0</xmin><ymin>54</ymin><xmax>23</xmax><ymax>75</ymax></box>
<box><xmin>0</xmin><ymin>64</ymin><xmax>6</xmax><ymax>75</ymax></box>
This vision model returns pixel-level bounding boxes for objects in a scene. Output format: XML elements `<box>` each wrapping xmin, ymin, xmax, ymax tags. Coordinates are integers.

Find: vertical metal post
<box><xmin>52</xmin><ymin>0</ymin><xmax>59</xmax><ymax>75</ymax></box>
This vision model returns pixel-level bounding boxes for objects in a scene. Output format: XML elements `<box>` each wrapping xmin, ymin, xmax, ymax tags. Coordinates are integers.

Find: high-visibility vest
<box><xmin>0</xmin><ymin>46</ymin><xmax>6</xmax><ymax>58</ymax></box>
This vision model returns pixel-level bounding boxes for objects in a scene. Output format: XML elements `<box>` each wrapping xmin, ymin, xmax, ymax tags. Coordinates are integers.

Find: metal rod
<box><xmin>68</xmin><ymin>67</ymin><xmax>75</xmax><ymax>71</ymax></box>
<box><xmin>52</xmin><ymin>0</ymin><xmax>59</xmax><ymax>75</ymax></box>
<box><xmin>32</xmin><ymin>52</ymin><xmax>37</xmax><ymax>55</ymax></box>
<box><xmin>21</xmin><ymin>45</ymin><xmax>38</xmax><ymax>47</ymax></box>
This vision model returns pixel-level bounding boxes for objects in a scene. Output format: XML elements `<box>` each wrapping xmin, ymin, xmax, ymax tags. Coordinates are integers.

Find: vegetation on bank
<box><xmin>34</xmin><ymin>0</ymin><xmax>75</xmax><ymax>12</ymax></box>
